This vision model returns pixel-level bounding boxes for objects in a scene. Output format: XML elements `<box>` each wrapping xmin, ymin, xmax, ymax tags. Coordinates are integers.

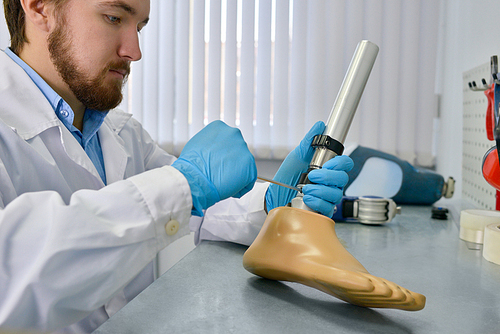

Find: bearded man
<box><xmin>0</xmin><ymin>0</ymin><xmax>352</xmax><ymax>332</ymax></box>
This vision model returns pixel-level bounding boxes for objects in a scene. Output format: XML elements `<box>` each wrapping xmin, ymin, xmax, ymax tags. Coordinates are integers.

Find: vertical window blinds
<box><xmin>121</xmin><ymin>0</ymin><xmax>440</xmax><ymax>166</ymax></box>
<box><xmin>0</xmin><ymin>0</ymin><xmax>440</xmax><ymax>166</ymax></box>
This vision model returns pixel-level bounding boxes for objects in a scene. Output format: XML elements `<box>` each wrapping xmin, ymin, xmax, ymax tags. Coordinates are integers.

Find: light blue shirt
<box><xmin>5</xmin><ymin>48</ymin><xmax>107</xmax><ymax>184</ymax></box>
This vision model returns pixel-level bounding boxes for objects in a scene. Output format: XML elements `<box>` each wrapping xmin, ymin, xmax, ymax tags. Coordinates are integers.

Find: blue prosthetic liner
<box><xmin>346</xmin><ymin>146</ymin><xmax>444</xmax><ymax>205</ymax></box>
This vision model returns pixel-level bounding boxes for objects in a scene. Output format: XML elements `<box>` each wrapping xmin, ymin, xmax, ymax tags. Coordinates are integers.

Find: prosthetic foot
<box><xmin>243</xmin><ymin>207</ymin><xmax>426</xmax><ymax>311</ymax></box>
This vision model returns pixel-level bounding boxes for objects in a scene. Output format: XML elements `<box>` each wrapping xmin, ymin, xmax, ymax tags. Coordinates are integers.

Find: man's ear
<box><xmin>20</xmin><ymin>0</ymin><xmax>53</xmax><ymax>33</ymax></box>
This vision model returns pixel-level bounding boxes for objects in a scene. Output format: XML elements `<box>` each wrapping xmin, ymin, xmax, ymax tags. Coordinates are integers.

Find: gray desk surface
<box><xmin>94</xmin><ymin>203</ymin><xmax>500</xmax><ymax>333</ymax></box>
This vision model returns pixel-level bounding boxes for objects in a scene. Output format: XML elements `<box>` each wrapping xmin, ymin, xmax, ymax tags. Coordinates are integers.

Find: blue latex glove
<box><xmin>265</xmin><ymin>121</ymin><xmax>354</xmax><ymax>217</ymax></box>
<box><xmin>265</xmin><ymin>121</ymin><xmax>325</xmax><ymax>211</ymax></box>
<box><xmin>172</xmin><ymin>120</ymin><xmax>257</xmax><ymax>216</ymax></box>
<box><xmin>303</xmin><ymin>155</ymin><xmax>354</xmax><ymax>217</ymax></box>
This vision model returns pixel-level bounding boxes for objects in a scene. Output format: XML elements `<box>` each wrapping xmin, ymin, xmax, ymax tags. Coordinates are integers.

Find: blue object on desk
<box><xmin>345</xmin><ymin>146</ymin><xmax>452</xmax><ymax>205</ymax></box>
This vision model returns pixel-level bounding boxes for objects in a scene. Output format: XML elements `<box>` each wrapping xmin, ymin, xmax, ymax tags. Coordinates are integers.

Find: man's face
<box><xmin>47</xmin><ymin>0</ymin><xmax>150</xmax><ymax>111</ymax></box>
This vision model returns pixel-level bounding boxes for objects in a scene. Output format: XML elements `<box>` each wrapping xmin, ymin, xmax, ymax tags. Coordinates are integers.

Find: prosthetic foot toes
<box><xmin>243</xmin><ymin>207</ymin><xmax>425</xmax><ymax>311</ymax></box>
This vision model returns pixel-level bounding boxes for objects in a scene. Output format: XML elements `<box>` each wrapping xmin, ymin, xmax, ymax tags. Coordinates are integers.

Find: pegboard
<box><xmin>462</xmin><ymin>63</ymin><xmax>497</xmax><ymax>209</ymax></box>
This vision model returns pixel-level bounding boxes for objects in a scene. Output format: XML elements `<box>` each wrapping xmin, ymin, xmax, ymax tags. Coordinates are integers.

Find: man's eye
<box><xmin>105</xmin><ymin>15</ymin><xmax>121</xmax><ymax>24</ymax></box>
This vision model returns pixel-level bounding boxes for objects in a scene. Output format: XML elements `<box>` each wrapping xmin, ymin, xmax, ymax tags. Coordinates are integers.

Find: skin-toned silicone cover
<box><xmin>243</xmin><ymin>206</ymin><xmax>426</xmax><ymax>311</ymax></box>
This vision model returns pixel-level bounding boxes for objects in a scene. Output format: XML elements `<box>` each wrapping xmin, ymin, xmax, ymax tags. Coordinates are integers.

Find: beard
<box><xmin>47</xmin><ymin>16</ymin><xmax>130</xmax><ymax>111</ymax></box>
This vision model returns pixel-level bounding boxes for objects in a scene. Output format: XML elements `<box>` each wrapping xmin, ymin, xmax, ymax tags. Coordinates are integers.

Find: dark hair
<box><xmin>3</xmin><ymin>0</ymin><xmax>68</xmax><ymax>54</ymax></box>
<box><xmin>3</xmin><ymin>0</ymin><xmax>26</xmax><ymax>54</ymax></box>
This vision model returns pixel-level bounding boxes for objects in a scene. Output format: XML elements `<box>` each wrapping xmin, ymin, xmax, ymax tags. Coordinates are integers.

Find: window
<box><xmin>0</xmin><ymin>0</ymin><xmax>440</xmax><ymax>166</ymax></box>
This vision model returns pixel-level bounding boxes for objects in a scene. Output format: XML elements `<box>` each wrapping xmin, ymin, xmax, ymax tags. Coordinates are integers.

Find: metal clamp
<box><xmin>311</xmin><ymin>135</ymin><xmax>344</xmax><ymax>155</ymax></box>
<box><xmin>355</xmin><ymin>197</ymin><xmax>401</xmax><ymax>224</ymax></box>
<box><xmin>334</xmin><ymin>196</ymin><xmax>401</xmax><ymax>225</ymax></box>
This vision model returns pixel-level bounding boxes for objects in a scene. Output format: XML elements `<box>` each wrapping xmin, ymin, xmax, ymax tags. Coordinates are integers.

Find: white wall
<box><xmin>436</xmin><ymin>0</ymin><xmax>500</xmax><ymax>199</ymax></box>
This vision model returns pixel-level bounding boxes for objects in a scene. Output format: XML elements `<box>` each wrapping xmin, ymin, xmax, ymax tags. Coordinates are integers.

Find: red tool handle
<box><xmin>485</xmin><ymin>84</ymin><xmax>495</xmax><ymax>141</ymax></box>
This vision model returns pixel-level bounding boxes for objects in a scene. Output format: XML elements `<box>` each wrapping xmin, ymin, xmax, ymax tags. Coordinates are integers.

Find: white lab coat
<box><xmin>0</xmin><ymin>51</ymin><xmax>267</xmax><ymax>333</ymax></box>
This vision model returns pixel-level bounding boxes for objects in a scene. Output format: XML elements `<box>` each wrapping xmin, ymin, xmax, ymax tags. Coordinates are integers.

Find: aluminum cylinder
<box><xmin>292</xmin><ymin>40</ymin><xmax>379</xmax><ymax>210</ymax></box>
<box><xmin>309</xmin><ymin>40</ymin><xmax>379</xmax><ymax>169</ymax></box>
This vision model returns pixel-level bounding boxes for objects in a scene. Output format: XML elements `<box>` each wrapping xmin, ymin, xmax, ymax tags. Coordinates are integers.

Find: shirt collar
<box><xmin>4</xmin><ymin>48</ymin><xmax>107</xmax><ymax>143</ymax></box>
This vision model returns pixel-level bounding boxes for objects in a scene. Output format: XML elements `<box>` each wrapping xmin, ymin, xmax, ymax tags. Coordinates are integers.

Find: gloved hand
<box><xmin>265</xmin><ymin>120</ymin><xmax>353</xmax><ymax>217</ymax></box>
<box><xmin>265</xmin><ymin>121</ymin><xmax>323</xmax><ymax>211</ymax></box>
<box><xmin>302</xmin><ymin>155</ymin><xmax>353</xmax><ymax>217</ymax></box>
<box><xmin>172</xmin><ymin>120</ymin><xmax>257</xmax><ymax>216</ymax></box>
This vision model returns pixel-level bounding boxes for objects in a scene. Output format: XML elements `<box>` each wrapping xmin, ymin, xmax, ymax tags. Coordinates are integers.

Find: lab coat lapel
<box><xmin>58</xmin><ymin>124</ymin><xmax>105</xmax><ymax>184</ymax></box>
<box><xmin>0</xmin><ymin>51</ymin><xmax>60</xmax><ymax>139</ymax></box>
<box><xmin>98</xmin><ymin>112</ymin><xmax>132</xmax><ymax>184</ymax></box>
<box><xmin>0</xmin><ymin>50</ymin><xmax>105</xmax><ymax>185</ymax></box>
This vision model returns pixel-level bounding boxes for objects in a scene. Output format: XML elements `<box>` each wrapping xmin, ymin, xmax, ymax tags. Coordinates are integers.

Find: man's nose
<box><xmin>118</xmin><ymin>28</ymin><xmax>142</xmax><ymax>61</ymax></box>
